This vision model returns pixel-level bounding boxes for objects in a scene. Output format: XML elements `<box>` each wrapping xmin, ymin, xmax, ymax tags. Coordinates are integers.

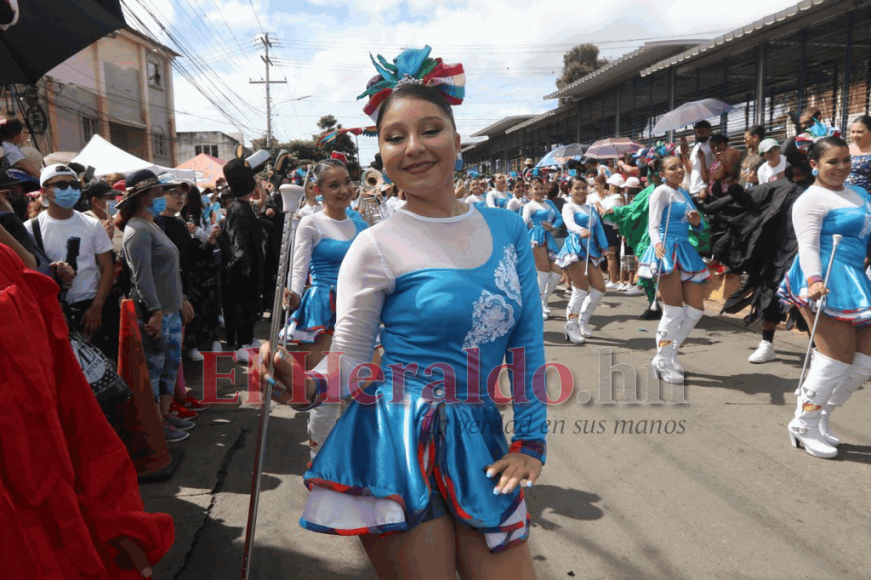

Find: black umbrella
<box><xmin>0</xmin><ymin>0</ymin><xmax>126</xmax><ymax>85</ymax></box>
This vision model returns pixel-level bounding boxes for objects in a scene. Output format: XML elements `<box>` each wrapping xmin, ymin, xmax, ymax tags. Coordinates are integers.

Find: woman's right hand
<box><xmin>579</xmin><ymin>228</ymin><xmax>591</xmax><ymax>239</ymax></box>
<box><xmin>144</xmin><ymin>310</ymin><xmax>163</xmax><ymax>338</ymax></box>
<box><xmin>655</xmin><ymin>243</ymin><xmax>666</xmax><ymax>259</ymax></box>
<box><xmin>257</xmin><ymin>342</ymin><xmax>316</xmax><ymax>405</ymax></box>
<box><xmin>808</xmin><ymin>281</ymin><xmax>829</xmax><ymax>301</ymax></box>
<box><xmin>283</xmin><ymin>289</ymin><xmax>301</xmax><ymax>311</ymax></box>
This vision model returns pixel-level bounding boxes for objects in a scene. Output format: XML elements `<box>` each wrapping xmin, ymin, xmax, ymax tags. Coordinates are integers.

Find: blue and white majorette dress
<box><xmin>638</xmin><ymin>184</ymin><xmax>710</xmax><ymax>283</ymax></box>
<box><xmin>777</xmin><ymin>184</ymin><xmax>871</xmax><ymax>324</ymax></box>
<box><xmin>284</xmin><ymin>212</ymin><xmax>368</xmax><ymax>343</ymax></box>
<box><xmin>523</xmin><ymin>199</ymin><xmax>563</xmax><ymax>259</ymax></box>
<box><xmin>556</xmin><ymin>201</ymin><xmax>608</xmax><ymax>268</ymax></box>
<box><xmin>465</xmin><ymin>194</ymin><xmax>487</xmax><ymax>209</ymax></box>
<box><xmin>487</xmin><ymin>189</ymin><xmax>511</xmax><ymax>209</ymax></box>
<box><xmin>506</xmin><ymin>196</ymin><xmax>526</xmax><ymax>216</ymax></box>
<box><xmin>296</xmin><ymin>205</ymin><xmax>547</xmax><ymax>552</ymax></box>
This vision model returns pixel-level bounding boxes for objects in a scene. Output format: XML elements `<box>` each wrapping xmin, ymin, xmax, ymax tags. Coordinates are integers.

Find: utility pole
<box><xmin>250</xmin><ymin>33</ymin><xmax>286</xmax><ymax>149</ymax></box>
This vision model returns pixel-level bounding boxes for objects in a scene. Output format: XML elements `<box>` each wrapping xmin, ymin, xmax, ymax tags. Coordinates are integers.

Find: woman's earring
<box><xmin>812</xmin><ymin>168</ymin><xmax>819</xmax><ymax>176</ymax></box>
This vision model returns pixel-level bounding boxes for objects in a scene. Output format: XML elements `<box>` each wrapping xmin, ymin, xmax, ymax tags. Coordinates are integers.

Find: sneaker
<box><xmin>181</xmin><ymin>393</ymin><xmax>210</xmax><ymax>411</ymax></box>
<box><xmin>165</xmin><ymin>414</ymin><xmax>195</xmax><ymax>431</ymax></box>
<box><xmin>163</xmin><ymin>422</ymin><xmax>190</xmax><ymax>442</ymax></box>
<box><xmin>170</xmin><ymin>399</ymin><xmax>198</xmax><ymax>419</ymax></box>
<box><xmin>638</xmin><ymin>307</ymin><xmax>662</xmax><ymax>320</ymax></box>
<box><xmin>605</xmin><ymin>281</ymin><xmax>620</xmax><ymax>290</ymax></box>
<box><xmin>748</xmin><ymin>340</ymin><xmax>776</xmax><ymax>363</ymax></box>
<box><xmin>236</xmin><ymin>346</ymin><xmax>256</xmax><ymax>365</ymax></box>
<box><xmin>248</xmin><ymin>338</ymin><xmax>263</xmax><ymax>349</ymax></box>
<box><xmin>185</xmin><ymin>348</ymin><xmax>204</xmax><ymax>362</ymax></box>
<box><xmin>211</xmin><ymin>340</ymin><xmax>223</xmax><ymax>353</ymax></box>
<box><xmin>616</xmin><ymin>283</ymin><xmax>628</xmax><ymax>291</ymax></box>
<box><xmin>623</xmin><ymin>286</ymin><xmax>645</xmax><ymax>296</ymax></box>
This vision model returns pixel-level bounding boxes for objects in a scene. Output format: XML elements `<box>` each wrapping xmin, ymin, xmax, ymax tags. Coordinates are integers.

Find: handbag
<box><xmin>67</xmin><ymin>325</ymin><xmax>133</xmax><ymax>405</ymax></box>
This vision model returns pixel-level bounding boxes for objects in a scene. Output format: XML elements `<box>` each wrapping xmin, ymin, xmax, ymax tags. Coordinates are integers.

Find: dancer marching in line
<box><xmin>556</xmin><ymin>177</ymin><xmax>608</xmax><ymax>343</ymax></box>
<box><xmin>283</xmin><ymin>159</ymin><xmax>368</xmax><ymax>460</ymax></box>
<box><xmin>523</xmin><ymin>177</ymin><xmax>564</xmax><ymax>320</ymax></box>
<box><xmin>261</xmin><ymin>46</ymin><xmax>545</xmax><ymax>579</ymax></box>
<box><xmin>465</xmin><ymin>178</ymin><xmax>487</xmax><ymax>208</ymax></box>
<box><xmin>486</xmin><ymin>172</ymin><xmax>511</xmax><ymax>208</ymax></box>
<box><xmin>777</xmin><ymin>137</ymin><xmax>871</xmax><ymax>459</ymax></box>
<box><xmin>506</xmin><ymin>178</ymin><xmax>527</xmax><ymax>215</ymax></box>
<box><xmin>637</xmin><ymin>156</ymin><xmax>709</xmax><ymax>383</ymax></box>
<box><xmin>297</xmin><ymin>175</ymin><xmax>323</xmax><ymax>219</ymax></box>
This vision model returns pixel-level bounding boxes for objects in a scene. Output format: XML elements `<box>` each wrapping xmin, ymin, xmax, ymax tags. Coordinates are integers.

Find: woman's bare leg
<box><xmin>454</xmin><ymin>523</ymin><xmax>538</xmax><ymax>580</ymax></box>
<box><xmin>359</xmin><ymin>516</ymin><xmax>457</xmax><ymax>580</ymax></box>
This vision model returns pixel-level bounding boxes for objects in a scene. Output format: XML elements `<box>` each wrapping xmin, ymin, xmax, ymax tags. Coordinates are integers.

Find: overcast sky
<box><xmin>127</xmin><ymin>0</ymin><xmax>801</xmax><ymax>167</ymax></box>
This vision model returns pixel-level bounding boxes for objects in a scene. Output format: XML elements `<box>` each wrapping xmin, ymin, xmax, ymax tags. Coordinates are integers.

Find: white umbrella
<box><xmin>585</xmin><ymin>138</ymin><xmax>643</xmax><ymax>159</ymax></box>
<box><xmin>652</xmin><ymin>99</ymin><xmax>733</xmax><ymax>135</ymax></box>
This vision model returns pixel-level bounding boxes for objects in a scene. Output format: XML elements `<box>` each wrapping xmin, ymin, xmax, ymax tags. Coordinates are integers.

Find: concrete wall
<box><xmin>177</xmin><ymin>131</ymin><xmax>240</xmax><ymax>163</ymax></box>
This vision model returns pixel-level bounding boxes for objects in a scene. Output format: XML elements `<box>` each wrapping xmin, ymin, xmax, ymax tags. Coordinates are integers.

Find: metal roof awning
<box><xmin>543</xmin><ymin>39</ymin><xmax>708</xmax><ymax>101</ymax></box>
<box><xmin>640</xmin><ymin>0</ymin><xmax>843</xmax><ymax>76</ymax></box>
<box><xmin>505</xmin><ymin>103</ymin><xmax>577</xmax><ymax>134</ymax></box>
<box><xmin>470</xmin><ymin>115</ymin><xmax>536</xmax><ymax>138</ymax></box>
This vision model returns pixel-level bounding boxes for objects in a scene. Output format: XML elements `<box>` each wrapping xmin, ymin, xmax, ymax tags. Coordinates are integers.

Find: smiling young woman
<box><xmin>259</xmin><ymin>47</ymin><xmax>546</xmax><ymax>579</ymax></box>
<box><xmin>777</xmin><ymin>137</ymin><xmax>871</xmax><ymax>459</ymax></box>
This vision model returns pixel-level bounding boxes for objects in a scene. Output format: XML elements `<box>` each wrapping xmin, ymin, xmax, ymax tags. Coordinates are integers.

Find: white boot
<box><xmin>819</xmin><ymin>352</ymin><xmax>871</xmax><ymax>446</ymax></box>
<box><xmin>542</xmin><ymin>271</ymin><xmax>561</xmax><ymax>315</ymax></box>
<box><xmin>651</xmin><ymin>304</ymin><xmax>684</xmax><ymax>384</ymax></box>
<box><xmin>788</xmin><ymin>350</ymin><xmax>851</xmax><ymax>459</ymax></box>
<box><xmin>578</xmin><ymin>289</ymin><xmax>605</xmax><ymax>337</ymax></box>
<box><xmin>537</xmin><ymin>271</ymin><xmax>550</xmax><ymax>319</ymax></box>
<box><xmin>563</xmin><ymin>286</ymin><xmax>588</xmax><ymax>344</ymax></box>
<box><xmin>671</xmin><ymin>305</ymin><xmax>703</xmax><ymax>373</ymax></box>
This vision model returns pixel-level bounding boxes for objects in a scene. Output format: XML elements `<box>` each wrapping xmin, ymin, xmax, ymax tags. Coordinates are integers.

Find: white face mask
<box><xmin>40</xmin><ymin>194</ymin><xmax>50</xmax><ymax>208</ymax></box>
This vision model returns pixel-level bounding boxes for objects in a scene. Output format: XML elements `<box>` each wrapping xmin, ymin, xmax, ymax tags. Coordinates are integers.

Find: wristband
<box><xmin>807</xmin><ymin>276</ymin><xmax>824</xmax><ymax>287</ymax></box>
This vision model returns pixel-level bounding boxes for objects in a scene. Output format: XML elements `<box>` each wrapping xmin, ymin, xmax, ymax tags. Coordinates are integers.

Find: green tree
<box><xmin>556</xmin><ymin>44</ymin><xmax>608</xmax><ymax>106</ymax></box>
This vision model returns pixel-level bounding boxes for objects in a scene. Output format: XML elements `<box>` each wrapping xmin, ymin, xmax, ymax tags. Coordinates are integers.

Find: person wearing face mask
<box><xmin>681</xmin><ymin>120</ymin><xmax>714</xmax><ymax>200</ymax></box>
<box><xmin>118</xmin><ymin>169</ymin><xmax>191</xmax><ymax>442</ymax></box>
<box><xmin>24</xmin><ymin>165</ymin><xmax>116</xmax><ymax>356</ymax></box>
<box><xmin>79</xmin><ymin>179</ymin><xmax>123</xmax><ymax>254</ymax></box>
<box><xmin>0</xmin><ymin>117</ymin><xmax>40</xmax><ymax>178</ymax></box>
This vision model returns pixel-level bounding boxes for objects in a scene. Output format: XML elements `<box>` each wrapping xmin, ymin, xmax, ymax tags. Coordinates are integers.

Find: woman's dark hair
<box><xmin>375</xmin><ymin>83</ymin><xmax>457</xmax><ymax>133</ymax></box>
<box><xmin>852</xmin><ymin>115</ymin><xmax>871</xmax><ymax>133</ymax></box>
<box><xmin>710</xmin><ymin>134</ymin><xmax>729</xmax><ymax>147</ymax></box>
<box><xmin>807</xmin><ymin>136</ymin><xmax>848</xmax><ymax>164</ymax></box>
<box><xmin>567</xmin><ymin>177</ymin><xmax>587</xmax><ymax>191</ymax></box>
<box><xmin>183</xmin><ymin>185</ymin><xmax>203</xmax><ymax>222</ymax></box>
<box><xmin>118</xmin><ymin>194</ymin><xmax>146</xmax><ymax>231</ymax></box>
<box><xmin>527</xmin><ymin>176</ymin><xmax>544</xmax><ymax>185</ymax></box>
<box><xmin>746</xmin><ymin>125</ymin><xmax>765</xmax><ymax>139</ymax></box>
<box><xmin>584</xmin><ymin>169</ymin><xmax>597</xmax><ymax>179</ymax></box>
<box><xmin>0</xmin><ymin>118</ymin><xmax>24</xmax><ymax>140</ymax></box>
<box><xmin>544</xmin><ymin>181</ymin><xmax>559</xmax><ymax>199</ymax></box>
<box><xmin>312</xmin><ymin>159</ymin><xmax>348</xmax><ymax>187</ymax></box>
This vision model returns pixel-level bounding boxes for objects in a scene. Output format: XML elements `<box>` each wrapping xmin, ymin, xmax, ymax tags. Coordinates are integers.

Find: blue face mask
<box><xmin>150</xmin><ymin>197</ymin><xmax>167</xmax><ymax>216</ymax></box>
<box><xmin>52</xmin><ymin>186</ymin><xmax>81</xmax><ymax>209</ymax></box>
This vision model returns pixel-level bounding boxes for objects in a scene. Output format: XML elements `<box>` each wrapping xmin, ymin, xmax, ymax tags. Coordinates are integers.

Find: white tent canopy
<box><xmin>72</xmin><ymin>135</ymin><xmax>195</xmax><ymax>181</ymax></box>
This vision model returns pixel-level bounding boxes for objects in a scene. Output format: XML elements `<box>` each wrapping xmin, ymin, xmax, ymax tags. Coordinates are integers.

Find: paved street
<box><xmin>145</xmin><ymin>290</ymin><xmax>871</xmax><ymax>580</ymax></box>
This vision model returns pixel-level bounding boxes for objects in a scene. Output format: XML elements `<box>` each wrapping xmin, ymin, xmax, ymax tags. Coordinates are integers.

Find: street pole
<box><xmin>250</xmin><ymin>33</ymin><xmax>286</xmax><ymax>150</ymax></box>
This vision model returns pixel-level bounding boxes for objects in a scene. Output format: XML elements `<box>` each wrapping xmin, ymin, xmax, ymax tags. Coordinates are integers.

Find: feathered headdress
<box><xmin>357</xmin><ymin>45</ymin><xmax>465</xmax><ymax>122</ymax></box>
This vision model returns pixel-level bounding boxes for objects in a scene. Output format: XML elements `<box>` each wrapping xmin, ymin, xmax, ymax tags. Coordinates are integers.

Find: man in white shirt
<box><xmin>26</xmin><ymin>164</ymin><xmax>115</xmax><ymax>355</ymax></box>
<box><xmin>756</xmin><ymin>138</ymin><xmax>788</xmax><ymax>184</ymax></box>
<box><xmin>485</xmin><ymin>173</ymin><xmax>510</xmax><ymax>208</ymax></box>
<box><xmin>683</xmin><ymin>120</ymin><xmax>714</xmax><ymax>199</ymax></box>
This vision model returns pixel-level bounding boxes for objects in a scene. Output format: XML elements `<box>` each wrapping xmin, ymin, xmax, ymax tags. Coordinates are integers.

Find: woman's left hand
<box><xmin>687</xmin><ymin>210</ymin><xmax>701</xmax><ymax>227</ymax></box>
<box><xmin>110</xmin><ymin>537</ymin><xmax>152</xmax><ymax>577</ymax></box>
<box><xmin>486</xmin><ymin>452</ymin><xmax>543</xmax><ymax>494</ymax></box>
<box><xmin>182</xmin><ymin>300</ymin><xmax>195</xmax><ymax>324</ymax></box>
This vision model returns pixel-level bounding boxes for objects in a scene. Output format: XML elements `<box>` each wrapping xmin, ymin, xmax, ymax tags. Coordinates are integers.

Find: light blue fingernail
<box><xmin>493</xmin><ymin>487</ymin><xmax>500</xmax><ymax>495</ymax></box>
<box><xmin>526</xmin><ymin>481</ymin><xmax>534</xmax><ymax>488</ymax></box>
<box><xmin>486</xmin><ymin>469</ymin><xmax>496</xmax><ymax>479</ymax></box>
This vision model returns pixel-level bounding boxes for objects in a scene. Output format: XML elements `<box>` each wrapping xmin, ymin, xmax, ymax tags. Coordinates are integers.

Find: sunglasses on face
<box><xmin>167</xmin><ymin>190</ymin><xmax>187</xmax><ymax>199</ymax></box>
<box><xmin>50</xmin><ymin>180</ymin><xmax>81</xmax><ymax>190</ymax></box>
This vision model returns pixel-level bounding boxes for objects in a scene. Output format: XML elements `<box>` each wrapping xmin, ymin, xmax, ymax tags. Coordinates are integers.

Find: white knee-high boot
<box><xmin>788</xmin><ymin>350</ymin><xmax>852</xmax><ymax>459</ymax></box>
<box><xmin>537</xmin><ymin>271</ymin><xmax>550</xmax><ymax>318</ymax></box>
<box><xmin>564</xmin><ymin>286</ymin><xmax>588</xmax><ymax>344</ymax></box>
<box><xmin>651</xmin><ymin>304</ymin><xmax>684</xmax><ymax>384</ymax></box>
<box><xmin>819</xmin><ymin>352</ymin><xmax>871</xmax><ymax>446</ymax></box>
<box><xmin>542</xmin><ymin>271</ymin><xmax>561</xmax><ymax>314</ymax></box>
<box><xmin>578</xmin><ymin>289</ymin><xmax>605</xmax><ymax>337</ymax></box>
<box><xmin>671</xmin><ymin>305</ymin><xmax>704</xmax><ymax>371</ymax></box>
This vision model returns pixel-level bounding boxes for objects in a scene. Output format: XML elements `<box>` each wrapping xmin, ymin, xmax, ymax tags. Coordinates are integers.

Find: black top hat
<box><xmin>117</xmin><ymin>169</ymin><xmax>174</xmax><ymax>208</ymax></box>
<box><xmin>223</xmin><ymin>158</ymin><xmax>256</xmax><ymax>197</ymax></box>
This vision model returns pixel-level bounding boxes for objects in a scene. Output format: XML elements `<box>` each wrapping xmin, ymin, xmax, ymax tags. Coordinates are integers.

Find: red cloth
<box><xmin>0</xmin><ymin>245</ymin><xmax>174</xmax><ymax>578</ymax></box>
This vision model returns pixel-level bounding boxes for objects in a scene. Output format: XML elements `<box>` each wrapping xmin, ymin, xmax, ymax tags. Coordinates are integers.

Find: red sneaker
<box><xmin>180</xmin><ymin>394</ymin><xmax>210</xmax><ymax>411</ymax></box>
<box><xmin>170</xmin><ymin>399</ymin><xmax>198</xmax><ymax>420</ymax></box>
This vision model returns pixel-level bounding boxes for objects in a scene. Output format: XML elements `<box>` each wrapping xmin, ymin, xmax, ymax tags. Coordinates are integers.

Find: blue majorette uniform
<box><xmin>296</xmin><ymin>205</ymin><xmax>547</xmax><ymax>552</ymax></box>
<box><xmin>284</xmin><ymin>212</ymin><xmax>368</xmax><ymax>344</ymax></box>
<box><xmin>778</xmin><ymin>184</ymin><xmax>871</xmax><ymax>459</ymax></box>
<box><xmin>637</xmin><ymin>185</ymin><xmax>709</xmax><ymax>284</ymax></box>
<box><xmin>556</xmin><ymin>201</ymin><xmax>608</xmax><ymax>268</ymax></box>
<box><xmin>523</xmin><ymin>199</ymin><xmax>563</xmax><ymax>259</ymax></box>
<box><xmin>777</xmin><ymin>184</ymin><xmax>871</xmax><ymax>324</ymax></box>
<box><xmin>486</xmin><ymin>189</ymin><xmax>511</xmax><ymax>209</ymax></box>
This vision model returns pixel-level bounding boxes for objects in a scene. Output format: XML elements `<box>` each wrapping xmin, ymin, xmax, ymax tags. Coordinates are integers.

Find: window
<box><xmin>153</xmin><ymin>133</ymin><xmax>168</xmax><ymax>157</ymax></box>
<box><xmin>82</xmin><ymin>115</ymin><xmax>98</xmax><ymax>142</ymax></box>
<box><xmin>195</xmin><ymin>145</ymin><xmax>218</xmax><ymax>157</ymax></box>
<box><xmin>148</xmin><ymin>61</ymin><xmax>162</xmax><ymax>88</ymax></box>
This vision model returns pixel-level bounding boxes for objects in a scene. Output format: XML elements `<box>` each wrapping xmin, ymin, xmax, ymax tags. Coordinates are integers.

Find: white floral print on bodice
<box><xmin>463</xmin><ymin>244</ymin><xmax>522</xmax><ymax>350</ymax></box>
